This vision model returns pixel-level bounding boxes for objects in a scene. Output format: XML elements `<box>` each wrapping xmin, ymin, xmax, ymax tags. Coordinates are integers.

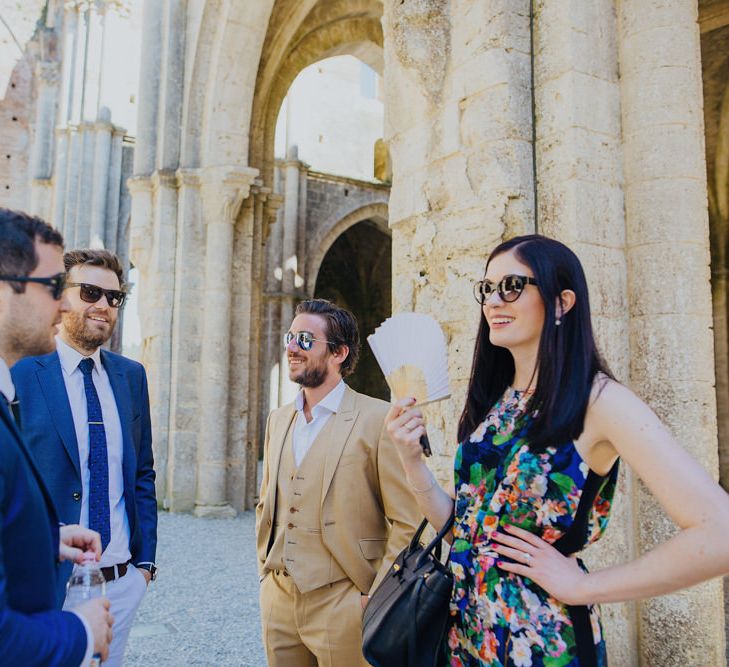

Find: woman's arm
<box><xmin>385</xmin><ymin>398</ymin><xmax>454</xmax><ymax>533</ymax></box>
<box><xmin>493</xmin><ymin>379</ymin><xmax>729</xmax><ymax>605</ymax></box>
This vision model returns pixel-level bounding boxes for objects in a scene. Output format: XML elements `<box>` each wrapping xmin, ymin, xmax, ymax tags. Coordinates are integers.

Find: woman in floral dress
<box><xmin>385</xmin><ymin>234</ymin><xmax>729</xmax><ymax>666</ymax></box>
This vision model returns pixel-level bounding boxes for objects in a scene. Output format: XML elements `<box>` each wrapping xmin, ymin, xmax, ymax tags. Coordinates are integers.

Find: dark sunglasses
<box><xmin>0</xmin><ymin>272</ymin><xmax>67</xmax><ymax>300</ymax></box>
<box><xmin>67</xmin><ymin>282</ymin><xmax>127</xmax><ymax>308</ymax></box>
<box><xmin>284</xmin><ymin>331</ymin><xmax>331</xmax><ymax>352</ymax></box>
<box><xmin>473</xmin><ymin>274</ymin><xmax>538</xmax><ymax>304</ymax></box>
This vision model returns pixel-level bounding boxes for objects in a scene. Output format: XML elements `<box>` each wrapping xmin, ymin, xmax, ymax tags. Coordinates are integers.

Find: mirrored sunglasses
<box><xmin>473</xmin><ymin>274</ymin><xmax>538</xmax><ymax>305</ymax></box>
<box><xmin>283</xmin><ymin>331</ymin><xmax>331</xmax><ymax>352</ymax></box>
<box><xmin>67</xmin><ymin>282</ymin><xmax>127</xmax><ymax>308</ymax></box>
<box><xmin>0</xmin><ymin>272</ymin><xmax>67</xmax><ymax>300</ymax></box>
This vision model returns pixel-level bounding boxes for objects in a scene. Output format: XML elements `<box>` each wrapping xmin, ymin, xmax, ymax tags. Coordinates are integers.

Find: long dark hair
<box><xmin>457</xmin><ymin>234</ymin><xmax>613</xmax><ymax>450</ymax></box>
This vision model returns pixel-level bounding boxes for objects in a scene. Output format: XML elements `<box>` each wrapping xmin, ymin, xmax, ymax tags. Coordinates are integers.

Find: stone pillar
<box><xmin>279</xmin><ymin>149</ymin><xmax>303</xmax><ymax>406</ymax></box>
<box><xmin>75</xmin><ymin>123</ymin><xmax>96</xmax><ymax>246</ymax></box>
<box><xmin>52</xmin><ymin>127</ymin><xmax>70</xmax><ymax>237</ymax></box>
<box><xmin>194</xmin><ymin>166</ymin><xmax>258</xmax><ymax>518</ymax></box>
<box><xmin>104</xmin><ymin>127</ymin><xmax>125</xmax><ymax>252</ymax></box>
<box><xmin>132</xmin><ymin>0</ymin><xmax>162</xmax><ymax>178</ymax></box>
<box><xmin>532</xmin><ymin>4</ymin><xmax>635</xmax><ymax>661</ymax></box>
<box><xmin>30</xmin><ymin>61</ymin><xmax>60</xmax><ymax>219</ymax></box>
<box><xmin>617</xmin><ymin>1</ymin><xmax>726</xmax><ymax>664</ymax></box>
<box><xmin>146</xmin><ymin>168</ymin><xmax>179</xmax><ymax>500</ymax></box>
<box><xmin>89</xmin><ymin>109</ymin><xmax>113</xmax><ymax>247</ymax></box>
<box><xmin>383</xmin><ymin>0</ymin><xmax>533</xmax><ymax>472</ymax></box>
<box><xmin>62</xmin><ymin>126</ymin><xmax>83</xmax><ymax>247</ymax></box>
<box><xmin>165</xmin><ymin>168</ymin><xmax>205</xmax><ymax>511</ymax></box>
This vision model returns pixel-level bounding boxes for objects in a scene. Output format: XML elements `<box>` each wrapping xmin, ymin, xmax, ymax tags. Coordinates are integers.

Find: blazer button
<box><xmin>72</xmin><ymin>491</ymin><xmax>81</xmax><ymax>501</ymax></box>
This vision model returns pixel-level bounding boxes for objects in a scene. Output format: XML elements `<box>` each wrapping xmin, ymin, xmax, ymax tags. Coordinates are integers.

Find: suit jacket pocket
<box><xmin>359</xmin><ymin>538</ymin><xmax>387</xmax><ymax>560</ymax></box>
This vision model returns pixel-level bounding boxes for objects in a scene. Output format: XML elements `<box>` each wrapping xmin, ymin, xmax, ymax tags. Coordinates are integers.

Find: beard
<box><xmin>62</xmin><ymin>310</ymin><xmax>115</xmax><ymax>350</ymax></box>
<box><xmin>289</xmin><ymin>355</ymin><xmax>328</xmax><ymax>388</ymax></box>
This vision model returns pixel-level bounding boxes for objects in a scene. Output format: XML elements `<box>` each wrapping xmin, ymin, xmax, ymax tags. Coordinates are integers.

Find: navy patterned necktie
<box><xmin>79</xmin><ymin>358</ymin><xmax>110</xmax><ymax>551</ymax></box>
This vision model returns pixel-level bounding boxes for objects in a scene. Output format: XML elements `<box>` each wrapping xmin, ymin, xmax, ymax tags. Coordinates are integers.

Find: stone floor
<box><xmin>125</xmin><ymin>511</ymin><xmax>265</xmax><ymax>666</ymax></box>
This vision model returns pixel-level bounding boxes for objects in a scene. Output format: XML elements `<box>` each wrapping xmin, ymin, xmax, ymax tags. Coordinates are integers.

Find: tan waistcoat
<box><xmin>264</xmin><ymin>417</ymin><xmax>347</xmax><ymax>593</ymax></box>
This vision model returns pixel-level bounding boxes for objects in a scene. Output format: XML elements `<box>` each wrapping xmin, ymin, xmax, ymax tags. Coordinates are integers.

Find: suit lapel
<box><xmin>37</xmin><ymin>353</ymin><xmax>80</xmax><ymax>477</ymax></box>
<box><xmin>102</xmin><ymin>351</ymin><xmax>133</xmax><ymax>483</ymax></box>
<box><xmin>267</xmin><ymin>404</ymin><xmax>297</xmax><ymax>509</ymax></box>
<box><xmin>321</xmin><ymin>386</ymin><xmax>359</xmax><ymax>504</ymax></box>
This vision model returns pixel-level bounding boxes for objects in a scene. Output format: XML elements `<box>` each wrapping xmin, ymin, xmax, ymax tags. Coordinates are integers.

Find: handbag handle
<box><xmin>412</xmin><ymin>512</ymin><xmax>455</xmax><ymax>569</ymax></box>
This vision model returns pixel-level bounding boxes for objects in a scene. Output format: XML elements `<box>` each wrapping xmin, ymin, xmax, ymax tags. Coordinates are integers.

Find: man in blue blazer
<box><xmin>13</xmin><ymin>248</ymin><xmax>157</xmax><ymax>667</ymax></box>
<box><xmin>0</xmin><ymin>208</ymin><xmax>113</xmax><ymax>665</ymax></box>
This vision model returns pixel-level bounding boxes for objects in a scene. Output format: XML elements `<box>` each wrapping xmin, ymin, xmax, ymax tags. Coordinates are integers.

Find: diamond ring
<box><xmin>523</xmin><ymin>552</ymin><xmax>532</xmax><ymax>564</ymax></box>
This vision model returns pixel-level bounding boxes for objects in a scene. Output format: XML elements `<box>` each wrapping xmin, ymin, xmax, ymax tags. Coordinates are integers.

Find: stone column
<box><xmin>30</xmin><ymin>61</ymin><xmax>60</xmax><ymax>220</ymax></box>
<box><xmin>163</xmin><ymin>168</ymin><xmax>205</xmax><ymax>511</ymax></box>
<box><xmin>618</xmin><ymin>1</ymin><xmax>725</xmax><ymax>664</ymax></box>
<box><xmin>62</xmin><ymin>126</ymin><xmax>83</xmax><ymax>247</ymax></box>
<box><xmin>52</xmin><ymin>127</ymin><xmax>70</xmax><ymax>237</ymax></box>
<box><xmin>533</xmin><ymin>4</ymin><xmax>635</xmax><ymax>660</ymax></box>
<box><xmin>75</xmin><ymin>123</ymin><xmax>96</xmax><ymax>246</ymax></box>
<box><xmin>195</xmin><ymin>165</ymin><xmax>258</xmax><ymax>518</ymax></box>
<box><xmin>89</xmin><ymin>109</ymin><xmax>113</xmax><ymax>247</ymax></box>
<box><xmin>132</xmin><ymin>0</ymin><xmax>163</xmax><ymax>177</ymax></box>
<box><xmin>279</xmin><ymin>148</ymin><xmax>303</xmax><ymax>406</ymax></box>
<box><xmin>145</xmin><ymin>168</ymin><xmax>179</xmax><ymax>503</ymax></box>
<box><xmin>104</xmin><ymin>127</ymin><xmax>125</xmax><ymax>252</ymax></box>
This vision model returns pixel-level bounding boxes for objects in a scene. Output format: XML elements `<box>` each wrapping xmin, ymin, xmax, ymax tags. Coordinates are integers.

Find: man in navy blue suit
<box><xmin>0</xmin><ymin>208</ymin><xmax>113</xmax><ymax>665</ymax></box>
<box><xmin>13</xmin><ymin>248</ymin><xmax>157</xmax><ymax>667</ymax></box>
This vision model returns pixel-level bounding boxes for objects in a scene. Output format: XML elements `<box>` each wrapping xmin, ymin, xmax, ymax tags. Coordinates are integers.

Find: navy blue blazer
<box><xmin>0</xmin><ymin>394</ymin><xmax>87</xmax><ymax>665</ymax></box>
<box><xmin>12</xmin><ymin>349</ymin><xmax>157</xmax><ymax>601</ymax></box>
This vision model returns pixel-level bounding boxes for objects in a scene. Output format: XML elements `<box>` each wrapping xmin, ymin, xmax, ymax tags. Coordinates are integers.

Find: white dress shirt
<box><xmin>0</xmin><ymin>357</ymin><xmax>14</xmax><ymax>405</ymax></box>
<box><xmin>292</xmin><ymin>380</ymin><xmax>346</xmax><ymax>467</ymax></box>
<box><xmin>56</xmin><ymin>336</ymin><xmax>131</xmax><ymax>568</ymax></box>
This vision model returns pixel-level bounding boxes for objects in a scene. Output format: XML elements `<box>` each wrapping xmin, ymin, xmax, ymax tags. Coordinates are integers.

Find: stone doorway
<box><xmin>314</xmin><ymin>219</ymin><xmax>391</xmax><ymax>401</ymax></box>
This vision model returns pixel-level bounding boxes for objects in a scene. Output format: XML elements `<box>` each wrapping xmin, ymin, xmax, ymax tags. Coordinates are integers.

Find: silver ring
<box><xmin>523</xmin><ymin>552</ymin><xmax>532</xmax><ymax>564</ymax></box>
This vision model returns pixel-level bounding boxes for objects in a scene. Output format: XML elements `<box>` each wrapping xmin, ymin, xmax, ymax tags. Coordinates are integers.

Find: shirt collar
<box><xmin>294</xmin><ymin>379</ymin><xmax>346</xmax><ymax>415</ymax></box>
<box><xmin>56</xmin><ymin>336</ymin><xmax>103</xmax><ymax>376</ymax></box>
<box><xmin>0</xmin><ymin>357</ymin><xmax>14</xmax><ymax>403</ymax></box>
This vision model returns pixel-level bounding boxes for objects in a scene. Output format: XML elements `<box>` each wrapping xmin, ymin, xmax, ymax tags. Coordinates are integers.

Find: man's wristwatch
<box><xmin>136</xmin><ymin>562</ymin><xmax>158</xmax><ymax>581</ymax></box>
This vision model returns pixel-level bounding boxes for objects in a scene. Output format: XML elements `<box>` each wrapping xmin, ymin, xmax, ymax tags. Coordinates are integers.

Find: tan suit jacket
<box><xmin>256</xmin><ymin>384</ymin><xmax>421</xmax><ymax>595</ymax></box>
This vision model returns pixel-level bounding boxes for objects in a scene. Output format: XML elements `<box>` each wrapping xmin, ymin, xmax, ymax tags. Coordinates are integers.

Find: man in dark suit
<box><xmin>13</xmin><ymin>248</ymin><xmax>157</xmax><ymax>667</ymax></box>
<box><xmin>0</xmin><ymin>208</ymin><xmax>113</xmax><ymax>665</ymax></box>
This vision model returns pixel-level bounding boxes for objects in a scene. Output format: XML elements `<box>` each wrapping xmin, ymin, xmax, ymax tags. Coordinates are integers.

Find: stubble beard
<box><xmin>5</xmin><ymin>300</ymin><xmax>56</xmax><ymax>360</ymax></box>
<box><xmin>62</xmin><ymin>310</ymin><xmax>115</xmax><ymax>351</ymax></box>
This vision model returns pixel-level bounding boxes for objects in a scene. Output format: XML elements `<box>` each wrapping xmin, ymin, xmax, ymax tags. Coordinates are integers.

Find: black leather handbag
<box><xmin>362</xmin><ymin>514</ymin><xmax>455</xmax><ymax>667</ymax></box>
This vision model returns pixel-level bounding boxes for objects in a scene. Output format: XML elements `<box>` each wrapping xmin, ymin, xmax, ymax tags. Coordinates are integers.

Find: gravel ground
<box><xmin>125</xmin><ymin>511</ymin><xmax>266</xmax><ymax>666</ymax></box>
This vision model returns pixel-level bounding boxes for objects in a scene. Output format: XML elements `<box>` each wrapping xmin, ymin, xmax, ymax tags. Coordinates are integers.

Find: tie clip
<box><xmin>88</xmin><ymin>421</ymin><xmax>104</xmax><ymax>425</ymax></box>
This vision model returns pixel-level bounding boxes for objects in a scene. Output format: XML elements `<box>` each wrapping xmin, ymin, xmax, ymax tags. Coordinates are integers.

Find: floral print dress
<box><xmin>446</xmin><ymin>388</ymin><xmax>618</xmax><ymax>667</ymax></box>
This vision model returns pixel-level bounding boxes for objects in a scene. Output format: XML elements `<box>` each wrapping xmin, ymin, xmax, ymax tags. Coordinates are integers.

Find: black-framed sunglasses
<box><xmin>0</xmin><ymin>272</ymin><xmax>67</xmax><ymax>300</ymax></box>
<box><xmin>67</xmin><ymin>282</ymin><xmax>127</xmax><ymax>308</ymax></box>
<box><xmin>473</xmin><ymin>274</ymin><xmax>538</xmax><ymax>305</ymax></box>
<box><xmin>283</xmin><ymin>331</ymin><xmax>331</xmax><ymax>352</ymax></box>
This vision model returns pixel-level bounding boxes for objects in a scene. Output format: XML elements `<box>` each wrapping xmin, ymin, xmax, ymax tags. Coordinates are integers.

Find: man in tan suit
<box><xmin>256</xmin><ymin>298</ymin><xmax>420</xmax><ymax>667</ymax></box>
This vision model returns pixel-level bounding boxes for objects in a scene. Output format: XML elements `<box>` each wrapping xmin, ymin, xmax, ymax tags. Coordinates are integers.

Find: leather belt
<box><xmin>100</xmin><ymin>561</ymin><xmax>131</xmax><ymax>583</ymax></box>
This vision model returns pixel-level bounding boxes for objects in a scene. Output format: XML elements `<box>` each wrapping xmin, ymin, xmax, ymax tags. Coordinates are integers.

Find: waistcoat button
<box><xmin>287</xmin><ymin>522</ymin><xmax>294</xmax><ymax>529</ymax></box>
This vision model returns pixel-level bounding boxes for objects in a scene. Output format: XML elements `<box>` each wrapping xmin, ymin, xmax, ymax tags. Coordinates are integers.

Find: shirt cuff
<box><xmin>70</xmin><ymin>610</ymin><xmax>94</xmax><ymax>667</ymax></box>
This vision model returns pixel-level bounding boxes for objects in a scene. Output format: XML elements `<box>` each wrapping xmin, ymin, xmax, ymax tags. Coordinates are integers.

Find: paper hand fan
<box><xmin>367</xmin><ymin>313</ymin><xmax>451</xmax><ymax>456</ymax></box>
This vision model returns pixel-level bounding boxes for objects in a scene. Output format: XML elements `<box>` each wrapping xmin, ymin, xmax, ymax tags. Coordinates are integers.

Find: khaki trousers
<box><xmin>259</xmin><ymin>570</ymin><xmax>369</xmax><ymax>667</ymax></box>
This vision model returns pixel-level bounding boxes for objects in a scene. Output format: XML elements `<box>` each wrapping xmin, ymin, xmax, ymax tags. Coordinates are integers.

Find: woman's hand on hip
<box><xmin>385</xmin><ymin>398</ymin><xmax>426</xmax><ymax>468</ymax></box>
<box><xmin>492</xmin><ymin>524</ymin><xmax>591</xmax><ymax>606</ymax></box>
